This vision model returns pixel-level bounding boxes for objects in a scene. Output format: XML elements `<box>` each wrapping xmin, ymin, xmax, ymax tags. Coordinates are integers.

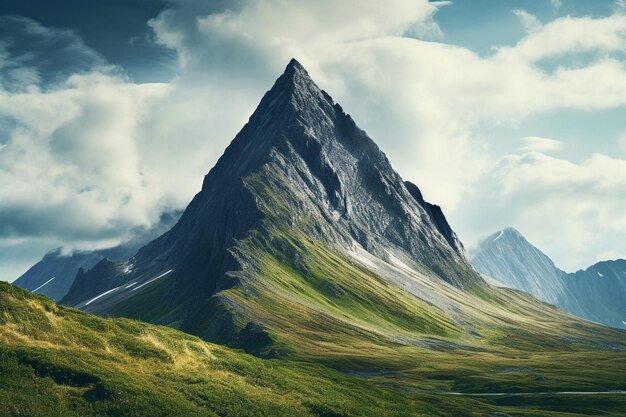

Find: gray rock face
<box><xmin>563</xmin><ymin>260</ymin><xmax>626</xmax><ymax>329</ymax></box>
<box><xmin>61</xmin><ymin>59</ymin><xmax>482</xmax><ymax>342</ymax></box>
<box><xmin>404</xmin><ymin>181</ymin><xmax>466</xmax><ymax>257</ymax></box>
<box><xmin>471</xmin><ymin>228</ymin><xmax>569</xmax><ymax>306</ymax></box>
<box><xmin>13</xmin><ymin>211</ymin><xmax>180</xmax><ymax>301</ymax></box>
<box><xmin>471</xmin><ymin>228</ymin><xmax>626</xmax><ymax>329</ymax></box>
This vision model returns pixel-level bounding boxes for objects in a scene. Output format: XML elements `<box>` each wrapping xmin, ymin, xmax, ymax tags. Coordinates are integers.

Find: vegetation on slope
<box><xmin>3</xmin><ymin>281</ymin><xmax>626</xmax><ymax>416</ymax></box>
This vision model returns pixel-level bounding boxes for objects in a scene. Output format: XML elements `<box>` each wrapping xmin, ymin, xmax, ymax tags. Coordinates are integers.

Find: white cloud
<box><xmin>520</xmin><ymin>136</ymin><xmax>564</xmax><ymax>152</ymax></box>
<box><xmin>550</xmin><ymin>0</ymin><xmax>563</xmax><ymax>11</ymax></box>
<box><xmin>499</xmin><ymin>14</ymin><xmax>626</xmax><ymax>63</ymax></box>
<box><xmin>0</xmin><ymin>72</ymin><xmax>168</xmax><ymax>244</ymax></box>
<box><xmin>490</xmin><ymin>152</ymin><xmax>626</xmax><ymax>270</ymax></box>
<box><xmin>513</xmin><ymin>9</ymin><xmax>542</xmax><ymax>34</ymax></box>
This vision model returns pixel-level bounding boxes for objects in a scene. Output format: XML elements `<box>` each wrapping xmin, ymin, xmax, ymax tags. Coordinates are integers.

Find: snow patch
<box><xmin>85</xmin><ymin>286</ymin><xmax>123</xmax><ymax>306</ymax></box>
<box><xmin>131</xmin><ymin>269</ymin><xmax>173</xmax><ymax>292</ymax></box>
<box><xmin>123</xmin><ymin>263</ymin><xmax>134</xmax><ymax>274</ymax></box>
<box><xmin>32</xmin><ymin>277</ymin><xmax>55</xmax><ymax>293</ymax></box>
<box><xmin>347</xmin><ymin>246</ymin><xmax>377</xmax><ymax>268</ymax></box>
<box><xmin>491</xmin><ymin>230</ymin><xmax>504</xmax><ymax>243</ymax></box>
<box><xmin>597</xmin><ymin>272</ymin><xmax>603</xmax><ymax>277</ymax></box>
<box><xmin>125</xmin><ymin>282</ymin><xmax>137</xmax><ymax>289</ymax></box>
<box><xmin>385</xmin><ymin>250</ymin><xmax>414</xmax><ymax>272</ymax></box>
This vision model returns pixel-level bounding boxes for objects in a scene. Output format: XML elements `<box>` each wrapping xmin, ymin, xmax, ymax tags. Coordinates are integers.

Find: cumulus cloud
<box><xmin>0</xmin><ymin>74</ymin><xmax>167</xmax><ymax>242</ymax></box>
<box><xmin>513</xmin><ymin>9</ymin><xmax>543</xmax><ymax>33</ymax></box>
<box><xmin>0</xmin><ymin>18</ymin><xmax>169</xmax><ymax>277</ymax></box>
<box><xmin>500</xmin><ymin>13</ymin><xmax>626</xmax><ymax>63</ymax></box>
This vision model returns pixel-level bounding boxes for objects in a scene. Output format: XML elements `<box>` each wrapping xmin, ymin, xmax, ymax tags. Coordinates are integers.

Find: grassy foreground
<box><xmin>2</xmin><ymin>281</ymin><xmax>626</xmax><ymax>417</ymax></box>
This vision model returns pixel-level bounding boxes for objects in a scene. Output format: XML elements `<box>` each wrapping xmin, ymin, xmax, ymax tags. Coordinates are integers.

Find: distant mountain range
<box><xmin>471</xmin><ymin>228</ymin><xmax>626</xmax><ymax>329</ymax></box>
<box><xmin>12</xmin><ymin>211</ymin><xmax>180</xmax><ymax>301</ymax></box>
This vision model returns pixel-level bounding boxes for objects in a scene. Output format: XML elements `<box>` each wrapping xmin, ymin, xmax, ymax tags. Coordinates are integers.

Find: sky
<box><xmin>1</xmin><ymin>0</ymin><xmax>626</xmax><ymax>280</ymax></box>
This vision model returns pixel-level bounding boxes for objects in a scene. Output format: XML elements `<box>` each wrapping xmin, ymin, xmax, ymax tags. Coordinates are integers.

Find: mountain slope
<box><xmin>0</xmin><ymin>281</ymin><xmax>465</xmax><ymax>417</ymax></box>
<box><xmin>4</xmin><ymin>282</ymin><xmax>626</xmax><ymax>416</ymax></box>
<box><xmin>12</xmin><ymin>211</ymin><xmax>180</xmax><ymax>301</ymax></box>
<box><xmin>563</xmin><ymin>260</ymin><xmax>626</xmax><ymax>329</ymax></box>
<box><xmin>471</xmin><ymin>228</ymin><xmax>626</xmax><ymax>329</ymax></box>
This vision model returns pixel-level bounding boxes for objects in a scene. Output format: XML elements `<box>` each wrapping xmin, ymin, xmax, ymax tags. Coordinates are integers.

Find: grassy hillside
<box><xmin>3</xmin><ymin>278</ymin><xmax>626</xmax><ymax>416</ymax></box>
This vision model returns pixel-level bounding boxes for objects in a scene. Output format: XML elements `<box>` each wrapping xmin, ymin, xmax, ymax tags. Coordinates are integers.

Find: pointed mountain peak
<box><xmin>483</xmin><ymin>227</ymin><xmax>523</xmax><ymax>246</ymax></box>
<box><xmin>502</xmin><ymin>227</ymin><xmax>522</xmax><ymax>236</ymax></box>
<box><xmin>284</xmin><ymin>58</ymin><xmax>307</xmax><ymax>75</ymax></box>
<box><xmin>280</xmin><ymin>58</ymin><xmax>316</xmax><ymax>89</ymax></box>
<box><xmin>274</xmin><ymin>58</ymin><xmax>316</xmax><ymax>90</ymax></box>
<box><xmin>257</xmin><ymin>58</ymin><xmax>331</xmax><ymax>114</ymax></box>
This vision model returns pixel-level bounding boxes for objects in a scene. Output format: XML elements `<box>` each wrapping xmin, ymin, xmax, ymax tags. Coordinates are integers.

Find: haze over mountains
<box><xmin>471</xmin><ymin>228</ymin><xmax>626</xmax><ymax>329</ymax></box>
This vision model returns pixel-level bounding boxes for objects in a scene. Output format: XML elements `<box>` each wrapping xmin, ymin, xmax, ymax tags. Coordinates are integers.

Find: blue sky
<box><xmin>1</xmin><ymin>0</ymin><xmax>625</xmax><ymax>279</ymax></box>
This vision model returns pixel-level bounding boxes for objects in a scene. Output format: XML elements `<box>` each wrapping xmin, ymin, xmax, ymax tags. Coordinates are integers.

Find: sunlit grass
<box><xmin>2</xmin><ymin>279</ymin><xmax>626</xmax><ymax>416</ymax></box>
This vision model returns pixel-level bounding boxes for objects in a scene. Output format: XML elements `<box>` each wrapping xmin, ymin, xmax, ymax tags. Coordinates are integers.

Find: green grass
<box><xmin>2</xmin><ymin>279</ymin><xmax>626</xmax><ymax>416</ymax></box>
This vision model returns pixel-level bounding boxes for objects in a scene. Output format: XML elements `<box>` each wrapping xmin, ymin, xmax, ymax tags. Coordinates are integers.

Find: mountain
<box><xmin>563</xmin><ymin>260</ymin><xmax>626</xmax><ymax>329</ymax></box>
<box><xmin>470</xmin><ymin>228</ymin><xmax>570</xmax><ymax>306</ymax></box>
<box><xmin>58</xmin><ymin>59</ymin><xmax>625</xmax><ymax>365</ymax></box>
<box><xmin>12</xmin><ymin>211</ymin><xmax>180</xmax><ymax>301</ymax></box>
<box><xmin>61</xmin><ymin>59</ymin><xmax>482</xmax><ymax>349</ymax></box>
<box><xmin>471</xmin><ymin>227</ymin><xmax>626</xmax><ymax>329</ymax></box>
